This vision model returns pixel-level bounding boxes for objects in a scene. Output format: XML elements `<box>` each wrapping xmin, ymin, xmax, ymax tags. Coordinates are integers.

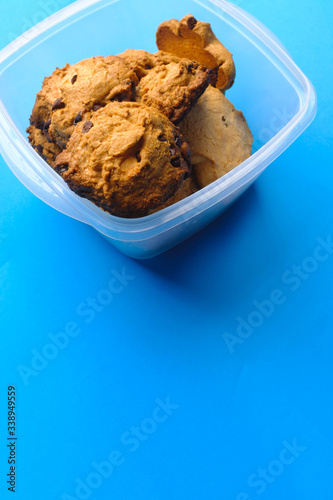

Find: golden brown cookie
<box><xmin>135</xmin><ymin>58</ymin><xmax>212</xmax><ymax>124</ymax></box>
<box><xmin>117</xmin><ymin>49</ymin><xmax>180</xmax><ymax>79</ymax></box>
<box><xmin>118</xmin><ymin>49</ymin><xmax>212</xmax><ymax>123</ymax></box>
<box><xmin>29</xmin><ymin>56</ymin><xmax>139</xmax><ymax>149</ymax></box>
<box><xmin>149</xmin><ymin>177</ymin><xmax>199</xmax><ymax>213</ymax></box>
<box><xmin>156</xmin><ymin>14</ymin><xmax>235</xmax><ymax>91</ymax></box>
<box><xmin>179</xmin><ymin>85</ymin><xmax>253</xmax><ymax>188</ymax></box>
<box><xmin>27</xmin><ymin>124</ymin><xmax>62</xmax><ymax>167</ymax></box>
<box><xmin>54</xmin><ymin>102</ymin><xmax>192</xmax><ymax>218</ymax></box>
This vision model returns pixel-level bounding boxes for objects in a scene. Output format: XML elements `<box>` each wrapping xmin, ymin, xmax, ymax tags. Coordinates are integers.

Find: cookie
<box><xmin>178</xmin><ymin>85</ymin><xmax>253</xmax><ymax>188</ymax></box>
<box><xmin>117</xmin><ymin>49</ymin><xmax>180</xmax><ymax>79</ymax></box>
<box><xmin>118</xmin><ymin>49</ymin><xmax>212</xmax><ymax>123</ymax></box>
<box><xmin>54</xmin><ymin>102</ymin><xmax>192</xmax><ymax>218</ymax></box>
<box><xmin>156</xmin><ymin>14</ymin><xmax>235</xmax><ymax>91</ymax></box>
<box><xmin>149</xmin><ymin>177</ymin><xmax>198</xmax><ymax>213</ymax></box>
<box><xmin>29</xmin><ymin>56</ymin><xmax>138</xmax><ymax>149</ymax></box>
<box><xmin>27</xmin><ymin>124</ymin><xmax>62</xmax><ymax>167</ymax></box>
<box><xmin>135</xmin><ymin>58</ymin><xmax>212</xmax><ymax>124</ymax></box>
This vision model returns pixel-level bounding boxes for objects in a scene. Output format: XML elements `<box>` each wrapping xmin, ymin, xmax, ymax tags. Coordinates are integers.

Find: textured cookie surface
<box><xmin>55</xmin><ymin>102</ymin><xmax>191</xmax><ymax>218</ymax></box>
<box><xmin>135</xmin><ymin>58</ymin><xmax>212</xmax><ymax>124</ymax></box>
<box><xmin>117</xmin><ymin>49</ymin><xmax>180</xmax><ymax>79</ymax></box>
<box><xmin>27</xmin><ymin>124</ymin><xmax>62</xmax><ymax>167</ymax></box>
<box><xmin>156</xmin><ymin>14</ymin><xmax>235</xmax><ymax>91</ymax></box>
<box><xmin>149</xmin><ymin>177</ymin><xmax>198</xmax><ymax>213</ymax></box>
<box><xmin>179</xmin><ymin>85</ymin><xmax>253</xmax><ymax>188</ymax></box>
<box><xmin>29</xmin><ymin>56</ymin><xmax>138</xmax><ymax>149</ymax></box>
<box><xmin>118</xmin><ymin>49</ymin><xmax>212</xmax><ymax>123</ymax></box>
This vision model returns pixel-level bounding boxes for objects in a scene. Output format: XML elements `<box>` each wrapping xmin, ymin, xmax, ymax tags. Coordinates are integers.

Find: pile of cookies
<box><xmin>27</xmin><ymin>14</ymin><xmax>253</xmax><ymax>218</ymax></box>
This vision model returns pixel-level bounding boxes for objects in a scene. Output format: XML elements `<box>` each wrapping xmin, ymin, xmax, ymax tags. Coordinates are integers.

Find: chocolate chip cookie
<box><xmin>117</xmin><ymin>49</ymin><xmax>180</xmax><ymax>79</ymax></box>
<box><xmin>149</xmin><ymin>177</ymin><xmax>199</xmax><ymax>213</ymax></box>
<box><xmin>27</xmin><ymin>123</ymin><xmax>62</xmax><ymax>167</ymax></box>
<box><xmin>118</xmin><ymin>49</ymin><xmax>212</xmax><ymax>123</ymax></box>
<box><xmin>54</xmin><ymin>102</ymin><xmax>191</xmax><ymax>218</ymax></box>
<box><xmin>135</xmin><ymin>58</ymin><xmax>212</xmax><ymax>124</ymax></box>
<box><xmin>29</xmin><ymin>55</ymin><xmax>138</xmax><ymax>150</ymax></box>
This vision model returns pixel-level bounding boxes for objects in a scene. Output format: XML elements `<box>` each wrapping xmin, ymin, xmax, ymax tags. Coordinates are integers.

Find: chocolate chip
<box><xmin>76</xmin><ymin>185</ymin><xmax>94</xmax><ymax>195</ymax></box>
<box><xmin>36</xmin><ymin>144</ymin><xmax>43</xmax><ymax>154</ymax></box>
<box><xmin>71</xmin><ymin>74</ymin><xmax>78</xmax><ymax>84</ymax></box>
<box><xmin>186</xmin><ymin>63</ymin><xmax>194</xmax><ymax>72</ymax></box>
<box><xmin>158</xmin><ymin>134</ymin><xmax>167</xmax><ymax>142</ymax></box>
<box><xmin>82</xmin><ymin>121</ymin><xmax>93</xmax><ymax>133</ymax></box>
<box><xmin>129</xmin><ymin>80</ymin><xmax>136</xmax><ymax>99</ymax></box>
<box><xmin>174</xmin><ymin>135</ymin><xmax>182</xmax><ymax>147</ymax></box>
<box><xmin>74</xmin><ymin>112</ymin><xmax>82</xmax><ymax>125</ymax></box>
<box><xmin>52</xmin><ymin>98</ymin><xmax>66</xmax><ymax>111</ymax></box>
<box><xmin>43</xmin><ymin>118</ymin><xmax>51</xmax><ymax>132</ymax></box>
<box><xmin>171</xmin><ymin>156</ymin><xmax>180</xmax><ymax>168</ymax></box>
<box><xmin>57</xmin><ymin>138</ymin><xmax>67</xmax><ymax>149</ymax></box>
<box><xmin>135</xmin><ymin>152</ymin><xmax>141</xmax><ymax>162</ymax></box>
<box><xmin>111</xmin><ymin>93</ymin><xmax>128</xmax><ymax>102</ymax></box>
<box><xmin>55</xmin><ymin>164</ymin><xmax>69</xmax><ymax>174</ymax></box>
<box><xmin>145</xmin><ymin>64</ymin><xmax>152</xmax><ymax>70</ymax></box>
<box><xmin>222</xmin><ymin>116</ymin><xmax>226</xmax><ymax>122</ymax></box>
<box><xmin>187</xmin><ymin>16</ymin><xmax>197</xmax><ymax>30</ymax></box>
<box><xmin>92</xmin><ymin>104</ymin><xmax>102</xmax><ymax>111</ymax></box>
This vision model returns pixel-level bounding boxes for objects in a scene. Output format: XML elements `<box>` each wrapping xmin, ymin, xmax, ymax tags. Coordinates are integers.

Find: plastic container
<box><xmin>0</xmin><ymin>0</ymin><xmax>317</xmax><ymax>259</ymax></box>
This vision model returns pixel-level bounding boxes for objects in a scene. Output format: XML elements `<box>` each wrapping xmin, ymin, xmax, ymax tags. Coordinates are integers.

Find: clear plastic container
<box><xmin>0</xmin><ymin>0</ymin><xmax>317</xmax><ymax>258</ymax></box>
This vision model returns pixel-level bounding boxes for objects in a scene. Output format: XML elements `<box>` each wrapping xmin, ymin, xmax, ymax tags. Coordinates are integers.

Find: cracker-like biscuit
<box><xmin>156</xmin><ymin>14</ymin><xmax>235</xmax><ymax>91</ymax></box>
<box><xmin>179</xmin><ymin>85</ymin><xmax>253</xmax><ymax>188</ymax></box>
<box><xmin>54</xmin><ymin>102</ymin><xmax>191</xmax><ymax>218</ymax></box>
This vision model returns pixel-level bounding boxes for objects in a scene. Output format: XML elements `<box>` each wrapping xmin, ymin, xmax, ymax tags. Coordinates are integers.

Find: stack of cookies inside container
<box><xmin>27</xmin><ymin>14</ymin><xmax>253</xmax><ymax>218</ymax></box>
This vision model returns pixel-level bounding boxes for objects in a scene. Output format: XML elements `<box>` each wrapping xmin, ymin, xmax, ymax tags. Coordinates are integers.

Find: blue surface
<box><xmin>0</xmin><ymin>1</ymin><xmax>332</xmax><ymax>499</ymax></box>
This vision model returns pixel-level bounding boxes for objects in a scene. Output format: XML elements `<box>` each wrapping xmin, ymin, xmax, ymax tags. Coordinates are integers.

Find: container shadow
<box><xmin>139</xmin><ymin>183</ymin><xmax>260</xmax><ymax>275</ymax></box>
<box><xmin>134</xmin><ymin>182</ymin><xmax>283</xmax><ymax>313</ymax></box>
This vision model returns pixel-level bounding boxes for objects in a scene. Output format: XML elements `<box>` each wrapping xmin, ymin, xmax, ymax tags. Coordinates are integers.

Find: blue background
<box><xmin>0</xmin><ymin>1</ymin><xmax>332</xmax><ymax>499</ymax></box>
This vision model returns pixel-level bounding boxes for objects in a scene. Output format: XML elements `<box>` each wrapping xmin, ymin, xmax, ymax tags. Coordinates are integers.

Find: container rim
<box><xmin>0</xmin><ymin>0</ymin><xmax>317</xmax><ymax>236</ymax></box>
